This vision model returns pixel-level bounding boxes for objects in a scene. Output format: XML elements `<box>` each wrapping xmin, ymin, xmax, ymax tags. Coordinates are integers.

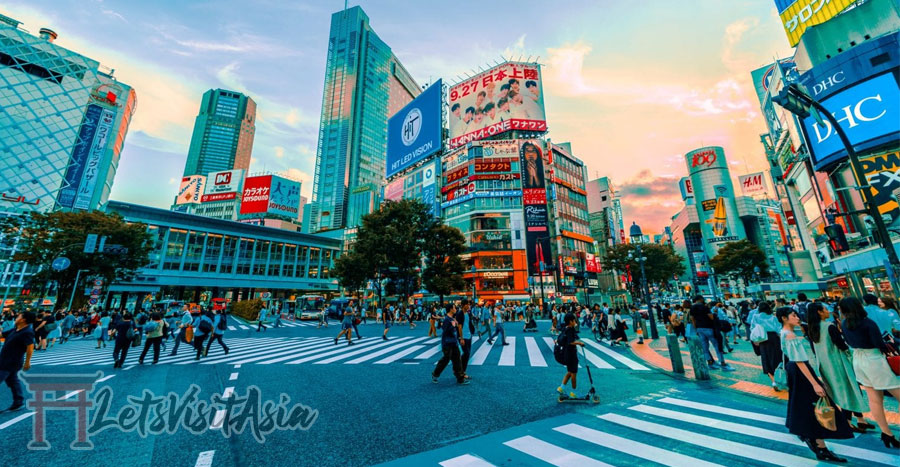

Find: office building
<box><xmin>182</xmin><ymin>89</ymin><xmax>256</xmax><ymax>177</ymax></box>
<box><xmin>309</xmin><ymin>5</ymin><xmax>419</xmax><ymax>232</ymax></box>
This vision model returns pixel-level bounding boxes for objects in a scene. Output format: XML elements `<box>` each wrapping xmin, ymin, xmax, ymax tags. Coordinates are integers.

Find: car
<box><xmin>300</xmin><ymin>310</ymin><xmax>323</xmax><ymax>321</ymax></box>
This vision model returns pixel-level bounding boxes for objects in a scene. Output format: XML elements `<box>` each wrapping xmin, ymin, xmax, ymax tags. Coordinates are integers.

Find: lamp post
<box><xmin>630</xmin><ymin>222</ymin><xmax>659</xmax><ymax>339</ymax></box>
<box><xmin>470</xmin><ymin>265</ymin><xmax>477</xmax><ymax>304</ymax></box>
<box><xmin>774</xmin><ymin>83</ymin><xmax>900</xmax><ymax>294</ymax></box>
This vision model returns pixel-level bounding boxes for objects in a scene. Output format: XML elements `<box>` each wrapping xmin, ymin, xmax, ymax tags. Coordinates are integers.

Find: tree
<box><xmin>710</xmin><ymin>240</ymin><xmax>770</xmax><ymax>283</ymax></box>
<box><xmin>602</xmin><ymin>242</ymin><xmax>686</xmax><ymax>299</ymax></box>
<box><xmin>0</xmin><ymin>210</ymin><xmax>153</xmax><ymax>310</ymax></box>
<box><xmin>332</xmin><ymin>250</ymin><xmax>370</xmax><ymax>298</ymax></box>
<box><xmin>422</xmin><ymin>224</ymin><xmax>466</xmax><ymax>304</ymax></box>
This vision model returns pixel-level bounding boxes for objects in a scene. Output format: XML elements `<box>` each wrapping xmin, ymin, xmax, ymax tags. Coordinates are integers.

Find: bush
<box><xmin>232</xmin><ymin>299</ymin><xmax>264</xmax><ymax>321</ymax></box>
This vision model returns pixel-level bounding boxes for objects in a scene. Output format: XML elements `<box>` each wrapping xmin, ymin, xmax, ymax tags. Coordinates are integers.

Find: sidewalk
<box><xmin>627</xmin><ymin>323</ymin><xmax>900</xmax><ymax>426</ymax></box>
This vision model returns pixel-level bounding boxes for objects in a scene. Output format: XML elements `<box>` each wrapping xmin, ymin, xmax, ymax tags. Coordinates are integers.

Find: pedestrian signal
<box><xmin>825</xmin><ymin>224</ymin><xmax>849</xmax><ymax>253</ymax></box>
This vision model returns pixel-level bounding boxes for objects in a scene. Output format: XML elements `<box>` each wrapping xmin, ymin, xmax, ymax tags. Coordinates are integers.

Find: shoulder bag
<box><xmin>815</xmin><ymin>396</ymin><xmax>837</xmax><ymax>431</ymax></box>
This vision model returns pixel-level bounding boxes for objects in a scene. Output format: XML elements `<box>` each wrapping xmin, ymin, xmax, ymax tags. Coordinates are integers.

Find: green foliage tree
<box><xmin>422</xmin><ymin>224</ymin><xmax>466</xmax><ymax>304</ymax></box>
<box><xmin>0</xmin><ymin>210</ymin><xmax>153</xmax><ymax>310</ymax></box>
<box><xmin>332</xmin><ymin>250</ymin><xmax>370</xmax><ymax>297</ymax></box>
<box><xmin>710</xmin><ymin>239</ymin><xmax>770</xmax><ymax>283</ymax></box>
<box><xmin>602</xmin><ymin>242</ymin><xmax>686</xmax><ymax>300</ymax></box>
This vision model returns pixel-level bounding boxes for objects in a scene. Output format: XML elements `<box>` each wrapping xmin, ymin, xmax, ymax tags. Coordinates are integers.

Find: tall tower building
<box><xmin>309</xmin><ymin>5</ymin><xmax>419</xmax><ymax>232</ymax></box>
<box><xmin>0</xmin><ymin>15</ymin><xmax>136</xmax><ymax>214</ymax></box>
<box><xmin>182</xmin><ymin>89</ymin><xmax>256</xmax><ymax>177</ymax></box>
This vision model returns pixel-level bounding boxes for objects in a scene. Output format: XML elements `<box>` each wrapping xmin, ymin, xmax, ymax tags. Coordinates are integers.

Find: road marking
<box><xmin>523</xmin><ymin>337</ymin><xmax>546</xmax><ymax>367</ymax></box>
<box><xmin>469</xmin><ymin>338</ymin><xmax>494</xmax><ymax>365</ymax></box>
<box><xmin>582</xmin><ymin>339</ymin><xmax>649</xmax><ymax>370</ymax></box>
<box><xmin>599</xmin><ymin>413</ymin><xmax>819</xmax><ymax>466</ymax></box>
<box><xmin>581</xmin><ymin>347</ymin><xmax>615</xmax><ymax>369</ymax></box>
<box><xmin>228</xmin><ymin>326</ymin><xmax>237</xmax><ymax>331</ymax></box>
<box><xmin>498</xmin><ymin>337</ymin><xmax>515</xmax><ymax>366</ymax></box>
<box><xmin>310</xmin><ymin>337</ymin><xmax>415</xmax><ymax>364</ymax></box>
<box><xmin>629</xmin><ymin>403</ymin><xmax>899</xmax><ymax>466</ymax></box>
<box><xmin>656</xmin><ymin>397</ymin><xmax>785</xmax><ymax>424</ymax></box>
<box><xmin>234</xmin><ymin>364</ymin><xmax>241</xmax><ymax>369</ymax></box>
<box><xmin>553</xmin><ymin>423</ymin><xmax>723</xmax><ymax>467</ymax></box>
<box><xmin>96</xmin><ymin>374</ymin><xmax>116</xmax><ymax>383</ymax></box>
<box><xmin>228</xmin><ymin>372</ymin><xmax>239</xmax><ymax>381</ymax></box>
<box><xmin>210</xmin><ymin>387</ymin><xmax>235</xmax><ymax>430</ymax></box>
<box><xmin>439</xmin><ymin>454</ymin><xmax>497</xmax><ymax>467</ymax></box>
<box><xmin>374</xmin><ymin>345</ymin><xmax>424</xmax><ymax>364</ymax></box>
<box><xmin>195</xmin><ymin>450</ymin><xmax>215</xmax><ymax>467</ymax></box>
<box><xmin>503</xmin><ymin>435</ymin><xmax>613</xmax><ymax>467</ymax></box>
<box><xmin>414</xmin><ymin>343</ymin><xmax>443</xmax><ymax>360</ymax></box>
<box><xmin>0</xmin><ymin>411</ymin><xmax>34</xmax><ymax>430</ymax></box>
<box><xmin>250</xmin><ymin>338</ymin><xmax>373</xmax><ymax>365</ymax></box>
<box><xmin>341</xmin><ymin>337</ymin><xmax>431</xmax><ymax>364</ymax></box>
<box><xmin>123</xmin><ymin>365</ymin><xmax>135</xmax><ymax>370</ymax></box>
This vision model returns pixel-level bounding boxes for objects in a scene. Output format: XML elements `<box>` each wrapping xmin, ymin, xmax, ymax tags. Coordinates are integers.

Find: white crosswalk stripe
<box><xmin>29</xmin><ymin>334</ymin><xmax>651</xmax><ymax>369</ymax></box>
<box><xmin>426</xmin><ymin>396</ymin><xmax>897</xmax><ymax>467</ymax></box>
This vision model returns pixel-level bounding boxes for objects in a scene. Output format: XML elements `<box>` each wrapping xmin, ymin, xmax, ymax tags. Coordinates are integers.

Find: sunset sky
<box><xmin>3</xmin><ymin>0</ymin><xmax>795</xmax><ymax>232</ymax></box>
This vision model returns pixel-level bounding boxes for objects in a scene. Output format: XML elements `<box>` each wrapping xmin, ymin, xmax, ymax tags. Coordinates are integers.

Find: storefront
<box><xmin>830</xmin><ymin>239</ymin><xmax>900</xmax><ymax>300</ymax></box>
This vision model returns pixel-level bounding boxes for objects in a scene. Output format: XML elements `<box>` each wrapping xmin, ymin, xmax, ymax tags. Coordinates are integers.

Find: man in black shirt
<box><xmin>431</xmin><ymin>304</ymin><xmax>469</xmax><ymax>385</ymax></box>
<box><xmin>0</xmin><ymin>311</ymin><xmax>36</xmax><ymax>412</ymax></box>
<box><xmin>689</xmin><ymin>296</ymin><xmax>734</xmax><ymax>371</ymax></box>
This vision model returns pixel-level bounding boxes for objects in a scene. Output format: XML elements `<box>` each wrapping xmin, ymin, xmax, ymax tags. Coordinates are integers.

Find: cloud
<box><xmin>101</xmin><ymin>9</ymin><xmax>127</xmax><ymax>23</ymax></box>
<box><xmin>545</xmin><ymin>41</ymin><xmax>597</xmax><ymax>96</ymax></box>
<box><xmin>274</xmin><ymin>146</ymin><xmax>285</xmax><ymax>158</ymax></box>
<box><xmin>615</xmin><ymin>170</ymin><xmax>686</xmax><ymax>233</ymax></box>
<box><xmin>616</xmin><ymin>170</ymin><xmax>682</xmax><ymax>199</ymax></box>
<box><xmin>168</xmin><ymin>178</ymin><xmax>177</xmax><ymax>185</ymax></box>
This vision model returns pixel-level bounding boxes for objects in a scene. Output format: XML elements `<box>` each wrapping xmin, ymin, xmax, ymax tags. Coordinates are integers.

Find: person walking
<box><xmin>111</xmin><ymin>313</ymin><xmax>134</xmax><ymax>369</ymax></box>
<box><xmin>169</xmin><ymin>308</ymin><xmax>193</xmax><ymax>356</ymax></box>
<box><xmin>777</xmin><ymin>307</ymin><xmax>851</xmax><ymax>462</ymax></box>
<box><xmin>192</xmin><ymin>311</ymin><xmax>214</xmax><ymax>360</ymax></box>
<box><xmin>840</xmin><ymin>296</ymin><xmax>900</xmax><ymax>448</ymax></box>
<box><xmin>334</xmin><ymin>305</ymin><xmax>355</xmax><ymax>345</ymax></box>
<box><xmin>351</xmin><ymin>304</ymin><xmax>363</xmax><ymax>340</ymax></box>
<box><xmin>458</xmin><ymin>303</ymin><xmax>475</xmax><ymax>378</ymax></box>
<box><xmin>432</xmin><ymin>304</ymin><xmax>468</xmax><ymax>385</ymax></box>
<box><xmin>428</xmin><ymin>307</ymin><xmax>438</xmax><ymax>338</ymax></box>
<box><xmin>138</xmin><ymin>312</ymin><xmax>165</xmax><ymax>365</ymax></box>
<box><xmin>478</xmin><ymin>304</ymin><xmax>492</xmax><ymax>339</ymax></box>
<box><xmin>806</xmin><ymin>302</ymin><xmax>871</xmax><ymax>432</ymax></box>
<box><xmin>487</xmin><ymin>305</ymin><xmax>509</xmax><ymax>346</ymax></box>
<box><xmin>93</xmin><ymin>311</ymin><xmax>110</xmax><ymax>349</ymax></box>
<box><xmin>382</xmin><ymin>305</ymin><xmax>392</xmax><ymax>341</ymax></box>
<box><xmin>272</xmin><ymin>307</ymin><xmax>283</xmax><ymax>329</ymax></box>
<box><xmin>0</xmin><ymin>311</ymin><xmax>35</xmax><ymax>412</ymax></box>
<box><xmin>690</xmin><ymin>296</ymin><xmax>735</xmax><ymax>371</ymax></box>
<box><xmin>205</xmin><ymin>310</ymin><xmax>230</xmax><ymax>356</ymax></box>
<box><xmin>610</xmin><ymin>308</ymin><xmax>629</xmax><ymax>346</ymax></box>
<box><xmin>256</xmin><ymin>306</ymin><xmax>268</xmax><ymax>332</ymax></box>
<box><xmin>750</xmin><ymin>301</ymin><xmax>783</xmax><ymax>390</ymax></box>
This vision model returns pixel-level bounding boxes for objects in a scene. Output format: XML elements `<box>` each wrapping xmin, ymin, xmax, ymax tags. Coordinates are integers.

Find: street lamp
<box><xmin>470</xmin><ymin>265</ymin><xmax>477</xmax><ymax>304</ymax></box>
<box><xmin>629</xmin><ymin>222</ymin><xmax>659</xmax><ymax>339</ymax></box>
<box><xmin>774</xmin><ymin>83</ymin><xmax>900</xmax><ymax>294</ymax></box>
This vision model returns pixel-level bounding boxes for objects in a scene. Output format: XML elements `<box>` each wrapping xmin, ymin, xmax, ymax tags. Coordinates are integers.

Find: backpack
<box><xmin>796</xmin><ymin>302</ymin><xmax>809</xmax><ymax>322</ymax></box>
<box><xmin>198</xmin><ymin>317</ymin><xmax>213</xmax><ymax>334</ymax></box>
<box><xmin>553</xmin><ymin>332</ymin><xmax>568</xmax><ymax>365</ymax></box>
<box><xmin>217</xmin><ymin>315</ymin><xmax>227</xmax><ymax>331</ymax></box>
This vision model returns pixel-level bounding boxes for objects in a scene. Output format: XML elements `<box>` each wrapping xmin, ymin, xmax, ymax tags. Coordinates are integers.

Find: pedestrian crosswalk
<box><xmin>384</xmin><ymin>394</ymin><xmax>900</xmax><ymax>467</ymax></box>
<box><xmin>27</xmin><ymin>335</ymin><xmax>649</xmax><ymax>370</ymax></box>
<box><xmin>227</xmin><ymin>319</ymin><xmax>320</xmax><ymax>331</ymax></box>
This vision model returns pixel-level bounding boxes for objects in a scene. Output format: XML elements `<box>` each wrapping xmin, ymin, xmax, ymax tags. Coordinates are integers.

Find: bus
<box><xmin>298</xmin><ymin>295</ymin><xmax>325</xmax><ymax>320</ymax></box>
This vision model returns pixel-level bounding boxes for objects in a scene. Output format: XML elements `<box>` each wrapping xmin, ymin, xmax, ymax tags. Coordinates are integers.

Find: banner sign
<box><xmin>176</xmin><ymin>176</ymin><xmax>206</xmax><ymax>205</ymax></box>
<box><xmin>267</xmin><ymin>175</ymin><xmax>301</xmax><ymax>218</ymax></box>
<box><xmin>239</xmin><ymin>175</ymin><xmax>272</xmax><ymax>214</ymax></box>
<box><xmin>202</xmin><ymin>169</ymin><xmax>243</xmax><ymax>203</ymax></box>
<box><xmin>776</xmin><ymin>0</ymin><xmax>856</xmax><ymax>47</ymax></box>
<box><xmin>738</xmin><ymin>172</ymin><xmax>768</xmax><ymax>196</ymax></box>
<box><xmin>861</xmin><ymin>151</ymin><xmax>900</xmax><ymax>220</ymax></box>
<box><xmin>449</xmin><ymin>62</ymin><xmax>547</xmax><ymax>148</ymax></box>
<box><xmin>519</xmin><ymin>140</ymin><xmax>551</xmax><ymax>276</ymax></box>
<box><xmin>585</xmin><ymin>253</ymin><xmax>601</xmax><ymax>273</ymax></box>
<box><xmin>474</xmin><ymin>159</ymin><xmax>513</xmax><ymax>173</ymax></box>
<box><xmin>386</xmin><ymin>80</ymin><xmax>443</xmax><ymax>177</ymax></box>
<box><xmin>73</xmin><ymin>108</ymin><xmax>115</xmax><ymax>210</ymax></box>
<box><xmin>385</xmin><ymin>178</ymin><xmax>404</xmax><ymax>201</ymax></box>
<box><xmin>58</xmin><ymin>104</ymin><xmax>103</xmax><ymax>208</ymax></box>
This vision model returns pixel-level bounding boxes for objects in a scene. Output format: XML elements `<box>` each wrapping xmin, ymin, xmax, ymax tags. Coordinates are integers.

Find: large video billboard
<box><xmin>802</xmin><ymin>73</ymin><xmax>900</xmax><ymax>171</ymax></box>
<box><xmin>386</xmin><ymin>80</ymin><xmax>443</xmax><ymax>178</ymax></box>
<box><xmin>449</xmin><ymin>62</ymin><xmax>546</xmax><ymax>148</ymax></box>
<box><xmin>175</xmin><ymin>175</ymin><xmax>206</xmax><ymax>205</ymax></box>
<box><xmin>520</xmin><ymin>140</ymin><xmax>551</xmax><ymax>277</ymax></box>
<box><xmin>202</xmin><ymin>169</ymin><xmax>244</xmax><ymax>202</ymax></box>
<box><xmin>776</xmin><ymin>0</ymin><xmax>856</xmax><ymax>47</ymax></box>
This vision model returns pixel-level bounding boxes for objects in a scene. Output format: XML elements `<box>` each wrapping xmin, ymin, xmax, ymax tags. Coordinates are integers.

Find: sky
<box><xmin>1</xmin><ymin>0</ymin><xmax>794</xmax><ymax>233</ymax></box>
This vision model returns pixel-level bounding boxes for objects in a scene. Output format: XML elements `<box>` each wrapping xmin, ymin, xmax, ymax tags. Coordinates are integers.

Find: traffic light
<box><xmin>825</xmin><ymin>224</ymin><xmax>849</xmax><ymax>253</ymax></box>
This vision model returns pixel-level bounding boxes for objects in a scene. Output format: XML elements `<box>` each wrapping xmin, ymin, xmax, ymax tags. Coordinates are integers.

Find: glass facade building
<box><xmin>310</xmin><ymin>6</ymin><xmax>419</xmax><ymax>232</ymax></box>
<box><xmin>546</xmin><ymin>143</ymin><xmax>593</xmax><ymax>297</ymax></box>
<box><xmin>182</xmin><ymin>89</ymin><xmax>256</xmax><ymax>177</ymax></box>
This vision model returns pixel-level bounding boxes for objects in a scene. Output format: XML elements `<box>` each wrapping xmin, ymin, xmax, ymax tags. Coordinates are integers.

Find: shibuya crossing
<box><xmin>1</xmin><ymin>2</ymin><xmax>900</xmax><ymax>466</ymax></box>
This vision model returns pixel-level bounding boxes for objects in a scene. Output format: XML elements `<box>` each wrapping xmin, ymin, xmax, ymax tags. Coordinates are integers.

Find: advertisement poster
<box><xmin>520</xmin><ymin>140</ymin><xmax>551</xmax><ymax>276</ymax></box>
<box><xmin>202</xmin><ymin>169</ymin><xmax>243</xmax><ymax>203</ymax></box>
<box><xmin>448</xmin><ymin>62</ymin><xmax>547</xmax><ymax>147</ymax></box>
<box><xmin>176</xmin><ymin>175</ymin><xmax>206</xmax><ymax>205</ymax></box>
<box><xmin>686</xmin><ymin>147</ymin><xmax>746</xmax><ymax>257</ymax></box>
<box><xmin>422</xmin><ymin>161</ymin><xmax>437</xmax><ymax>216</ymax></box>
<box><xmin>861</xmin><ymin>151</ymin><xmax>900</xmax><ymax>219</ymax></box>
<box><xmin>239</xmin><ymin>175</ymin><xmax>272</xmax><ymax>214</ymax></box>
<box><xmin>73</xmin><ymin>108</ymin><xmax>115</xmax><ymax>210</ymax></box>
<box><xmin>776</xmin><ymin>0</ymin><xmax>855</xmax><ymax>47</ymax></box>
<box><xmin>267</xmin><ymin>175</ymin><xmax>301</xmax><ymax>218</ymax></box>
<box><xmin>384</xmin><ymin>178</ymin><xmax>404</xmax><ymax>201</ymax></box>
<box><xmin>57</xmin><ymin>104</ymin><xmax>103</xmax><ymax>208</ymax></box>
<box><xmin>738</xmin><ymin>172</ymin><xmax>768</xmax><ymax>196</ymax></box>
<box><xmin>386</xmin><ymin>80</ymin><xmax>443</xmax><ymax>178</ymax></box>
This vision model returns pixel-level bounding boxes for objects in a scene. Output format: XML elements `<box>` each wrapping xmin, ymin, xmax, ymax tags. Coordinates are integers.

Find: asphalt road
<box><xmin>0</xmin><ymin>318</ymin><xmax>895</xmax><ymax>466</ymax></box>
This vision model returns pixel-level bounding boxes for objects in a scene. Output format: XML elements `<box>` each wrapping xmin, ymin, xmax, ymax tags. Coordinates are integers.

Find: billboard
<box><xmin>267</xmin><ymin>175</ymin><xmax>301</xmax><ymax>218</ymax></box>
<box><xmin>678</xmin><ymin>177</ymin><xmax>694</xmax><ymax>200</ymax></box>
<box><xmin>685</xmin><ymin>147</ymin><xmax>746</xmax><ymax>257</ymax></box>
<box><xmin>449</xmin><ymin>62</ymin><xmax>546</xmax><ymax>148</ymax></box>
<box><xmin>239</xmin><ymin>175</ymin><xmax>271</xmax><ymax>214</ymax></box>
<box><xmin>73</xmin><ymin>108</ymin><xmax>115</xmax><ymax>210</ymax></box>
<box><xmin>57</xmin><ymin>104</ymin><xmax>103</xmax><ymax>208</ymax></box>
<box><xmin>585</xmin><ymin>253</ymin><xmax>602</xmax><ymax>273</ymax></box>
<box><xmin>861</xmin><ymin>151</ymin><xmax>900</xmax><ymax>220</ymax></box>
<box><xmin>384</xmin><ymin>179</ymin><xmax>404</xmax><ymax>201</ymax></box>
<box><xmin>776</xmin><ymin>0</ymin><xmax>856</xmax><ymax>47</ymax></box>
<box><xmin>386</xmin><ymin>80</ymin><xmax>443</xmax><ymax>178</ymax></box>
<box><xmin>176</xmin><ymin>175</ymin><xmax>206</xmax><ymax>205</ymax></box>
<box><xmin>738</xmin><ymin>172</ymin><xmax>768</xmax><ymax>196</ymax></box>
<box><xmin>422</xmin><ymin>161</ymin><xmax>437</xmax><ymax>216</ymax></box>
<box><xmin>520</xmin><ymin>140</ymin><xmax>551</xmax><ymax>276</ymax></box>
<box><xmin>803</xmin><ymin>73</ymin><xmax>900</xmax><ymax>171</ymax></box>
<box><xmin>202</xmin><ymin>169</ymin><xmax>243</xmax><ymax>202</ymax></box>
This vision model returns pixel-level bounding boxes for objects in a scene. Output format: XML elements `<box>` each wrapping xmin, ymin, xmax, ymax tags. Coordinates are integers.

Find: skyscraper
<box><xmin>0</xmin><ymin>15</ymin><xmax>136</xmax><ymax>214</ymax></box>
<box><xmin>309</xmin><ymin>6</ymin><xmax>419</xmax><ymax>232</ymax></box>
<box><xmin>182</xmin><ymin>89</ymin><xmax>256</xmax><ymax>177</ymax></box>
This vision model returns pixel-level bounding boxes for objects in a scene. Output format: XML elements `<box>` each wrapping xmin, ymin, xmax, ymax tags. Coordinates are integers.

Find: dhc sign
<box><xmin>803</xmin><ymin>73</ymin><xmax>900</xmax><ymax>171</ymax></box>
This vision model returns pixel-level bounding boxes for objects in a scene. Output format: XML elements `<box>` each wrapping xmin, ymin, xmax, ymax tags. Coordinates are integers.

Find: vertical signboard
<box><xmin>73</xmin><ymin>108</ymin><xmax>116</xmax><ymax>210</ymax></box>
<box><xmin>239</xmin><ymin>175</ymin><xmax>272</xmax><ymax>214</ymax></box>
<box><xmin>421</xmin><ymin>161</ymin><xmax>437</xmax><ymax>216</ymax></box>
<box><xmin>520</xmin><ymin>140</ymin><xmax>551</xmax><ymax>276</ymax></box>
<box><xmin>57</xmin><ymin>104</ymin><xmax>103</xmax><ymax>208</ymax></box>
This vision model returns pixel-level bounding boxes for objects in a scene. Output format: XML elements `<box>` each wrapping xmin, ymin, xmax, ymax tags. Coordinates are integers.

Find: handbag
<box><xmin>131</xmin><ymin>333</ymin><xmax>142</xmax><ymax>348</ymax></box>
<box><xmin>774</xmin><ymin>355</ymin><xmax>788</xmax><ymax>390</ymax></box>
<box><xmin>750</xmin><ymin>323</ymin><xmax>768</xmax><ymax>343</ymax></box>
<box><xmin>815</xmin><ymin>396</ymin><xmax>837</xmax><ymax>431</ymax></box>
<box><xmin>184</xmin><ymin>325</ymin><xmax>194</xmax><ymax>343</ymax></box>
<box><xmin>885</xmin><ymin>342</ymin><xmax>900</xmax><ymax>376</ymax></box>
